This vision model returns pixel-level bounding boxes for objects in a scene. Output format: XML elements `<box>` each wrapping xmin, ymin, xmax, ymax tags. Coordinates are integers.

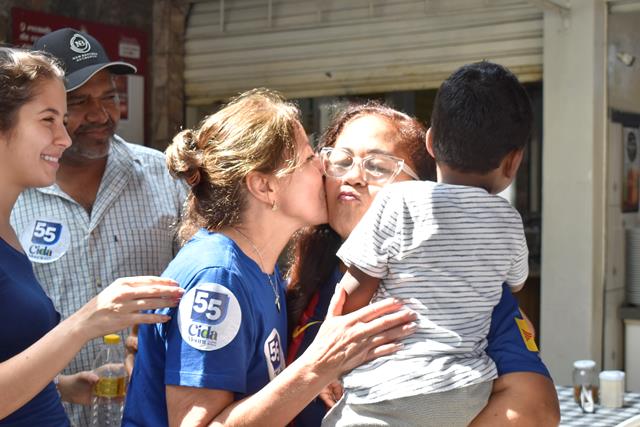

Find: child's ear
<box><xmin>503</xmin><ymin>148</ymin><xmax>524</xmax><ymax>179</ymax></box>
<box><xmin>425</xmin><ymin>128</ymin><xmax>436</xmax><ymax>158</ymax></box>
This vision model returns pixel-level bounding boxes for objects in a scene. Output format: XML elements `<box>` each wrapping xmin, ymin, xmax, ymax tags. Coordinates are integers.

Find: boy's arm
<box><xmin>510</xmin><ymin>282</ymin><xmax>525</xmax><ymax>293</ymax></box>
<box><xmin>506</xmin><ymin>226</ymin><xmax>529</xmax><ymax>293</ymax></box>
<box><xmin>340</xmin><ymin>266</ymin><xmax>381</xmax><ymax>314</ymax></box>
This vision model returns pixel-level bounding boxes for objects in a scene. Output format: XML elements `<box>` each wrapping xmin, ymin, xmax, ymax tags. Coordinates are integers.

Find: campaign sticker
<box><xmin>515</xmin><ymin>316</ymin><xmax>539</xmax><ymax>352</ymax></box>
<box><xmin>177</xmin><ymin>282</ymin><xmax>242</xmax><ymax>351</ymax></box>
<box><xmin>263</xmin><ymin>328</ymin><xmax>285</xmax><ymax>379</ymax></box>
<box><xmin>19</xmin><ymin>218</ymin><xmax>70</xmax><ymax>263</ymax></box>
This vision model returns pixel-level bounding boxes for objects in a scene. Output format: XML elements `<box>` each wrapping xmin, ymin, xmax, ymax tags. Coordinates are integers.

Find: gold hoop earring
<box><xmin>271</xmin><ymin>200</ymin><xmax>278</xmax><ymax>211</ymax></box>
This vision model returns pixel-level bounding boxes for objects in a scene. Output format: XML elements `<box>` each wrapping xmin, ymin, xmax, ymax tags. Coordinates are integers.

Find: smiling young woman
<box><xmin>0</xmin><ymin>47</ymin><xmax>184</xmax><ymax>426</ymax></box>
<box><xmin>0</xmin><ymin>73</ymin><xmax>70</xmax><ymax>191</ymax></box>
<box><xmin>0</xmin><ymin>49</ymin><xmax>70</xmax><ymax>250</ymax></box>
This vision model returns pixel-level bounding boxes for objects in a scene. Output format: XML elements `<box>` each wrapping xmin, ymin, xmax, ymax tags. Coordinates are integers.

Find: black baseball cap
<box><xmin>33</xmin><ymin>28</ymin><xmax>136</xmax><ymax>92</ymax></box>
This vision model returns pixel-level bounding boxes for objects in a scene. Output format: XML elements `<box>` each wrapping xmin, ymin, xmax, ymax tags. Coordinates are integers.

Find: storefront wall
<box><xmin>184</xmin><ymin>0</ymin><xmax>543</xmax><ymax>108</ymax></box>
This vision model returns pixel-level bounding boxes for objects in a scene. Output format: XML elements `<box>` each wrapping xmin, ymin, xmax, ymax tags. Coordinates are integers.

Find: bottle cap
<box><xmin>103</xmin><ymin>334</ymin><xmax>121</xmax><ymax>345</ymax></box>
<box><xmin>599</xmin><ymin>370</ymin><xmax>625</xmax><ymax>381</ymax></box>
<box><xmin>574</xmin><ymin>360</ymin><xmax>596</xmax><ymax>370</ymax></box>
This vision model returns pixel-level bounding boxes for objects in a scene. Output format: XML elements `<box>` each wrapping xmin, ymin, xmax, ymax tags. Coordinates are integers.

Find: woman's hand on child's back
<box><xmin>298</xmin><ymin>287</ymin><xmax>417</xmax><ymax>381</ymax></box>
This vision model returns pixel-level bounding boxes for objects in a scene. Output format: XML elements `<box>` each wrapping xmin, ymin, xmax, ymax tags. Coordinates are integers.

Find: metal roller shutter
<box><xmin>185</xmin><ymin>0</ymin><xmax>542</xmax><ymax>105</ymax></box>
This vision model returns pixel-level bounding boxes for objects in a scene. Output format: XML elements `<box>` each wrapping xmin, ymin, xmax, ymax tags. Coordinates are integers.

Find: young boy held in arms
<box><xmin>323</xmin><ymin>61</ymin><xmax>532</xmax><ymax>427</ymax></box>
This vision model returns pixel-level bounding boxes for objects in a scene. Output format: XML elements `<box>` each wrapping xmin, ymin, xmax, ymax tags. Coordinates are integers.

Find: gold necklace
<box><xmin>231</xmin><ymin>227</ymin><xmax>281</xmax><ymax>312</ymax></box>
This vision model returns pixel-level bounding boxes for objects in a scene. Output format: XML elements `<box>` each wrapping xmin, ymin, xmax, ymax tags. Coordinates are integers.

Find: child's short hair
<box><xmin>430</xmin><ymin>61</ymin><xmax>533</xmax><ymax>174</ymax></box>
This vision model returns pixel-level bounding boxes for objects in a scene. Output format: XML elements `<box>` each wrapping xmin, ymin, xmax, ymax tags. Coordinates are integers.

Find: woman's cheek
<box><xmin>317</xmin><ymin>180</ymin><xmax>329</xmax><ymax>224</ymax></box>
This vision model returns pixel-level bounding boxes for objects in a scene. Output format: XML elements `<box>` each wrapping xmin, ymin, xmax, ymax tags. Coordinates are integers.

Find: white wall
<box><xmin>540</xmin><ymin>0</ymin><xmax>607</xmax><ymax>384</ymax></box>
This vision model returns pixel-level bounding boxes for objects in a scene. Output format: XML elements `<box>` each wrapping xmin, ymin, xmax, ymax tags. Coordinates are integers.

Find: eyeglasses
<box><xmin>319</xmin><ymin>147</ymin><xmax>419</xmax><ymax>185</ymax></box>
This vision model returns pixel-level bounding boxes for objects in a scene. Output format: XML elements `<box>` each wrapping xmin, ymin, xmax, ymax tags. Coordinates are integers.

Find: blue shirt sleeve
<box><xmin>164</xmin><ymin>266</ymin><xmax>256</xmax><ymax>393</ymax></box>
<box><xmin>487</xmin><ymin>284</ymin><xmax>551</xmax><ymax>378</ymax></box>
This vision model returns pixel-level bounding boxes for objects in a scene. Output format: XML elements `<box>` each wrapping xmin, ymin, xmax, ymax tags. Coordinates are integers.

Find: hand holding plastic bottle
<box><xmin>57</xmin><ymin>371</ymin><xmax>99</xmax><ymax>405</ymax></box>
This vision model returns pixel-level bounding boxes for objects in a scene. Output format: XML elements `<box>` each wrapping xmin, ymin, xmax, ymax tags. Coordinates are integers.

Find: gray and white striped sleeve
<box><xmin>505</xmin><ymin>221</ymin><xmax>529</xmax><ymax>288</ymax></box>
<box><xmin>336</xmin><ymin>187</ymin><xmax>401</xmax><ymax>278</ymax></box>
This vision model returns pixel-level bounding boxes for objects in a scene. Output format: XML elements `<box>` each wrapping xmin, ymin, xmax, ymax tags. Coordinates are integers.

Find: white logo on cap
<box><xmin>69</xmin><ymin>34</ymin><xmax>91</xmax><ymax>54</ymax></box>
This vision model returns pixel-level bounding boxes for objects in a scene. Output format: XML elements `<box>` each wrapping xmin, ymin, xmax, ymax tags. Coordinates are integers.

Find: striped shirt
<box><xmin>337</xmin><ymin>180</ymin><xmax>528</xmax><ymax>403</ymax></box>
<box><xmin>10</xmin><ymin>135</ymin><xmax>187</xmax><ymax>426</ymax></box>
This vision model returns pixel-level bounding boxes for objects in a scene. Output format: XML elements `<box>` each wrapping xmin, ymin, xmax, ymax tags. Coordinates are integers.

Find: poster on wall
<box><xmin>11</xmin><ymin>8</ymin><xmax>147</xmax><ymax>144</ymax></box>
<box><xmin>623</xmin><ymin>127</ymin><xmax>640</xmax><ymax>212</ymax></box>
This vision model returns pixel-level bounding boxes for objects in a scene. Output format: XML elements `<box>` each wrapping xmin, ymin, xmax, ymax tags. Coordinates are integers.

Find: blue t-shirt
<box><xmin>123</xmin><ymin>230</ymin><xmax>287</xmax><ymax>427</ymax></box>
<box><xmin>288</xmin><ymin>273</ymin><xmax>550</xmax><ymax>427</ymax></box>
<box><xmin>0</xmin><ymin>238</ymin><xmax>68</xmax><ymax>426</ymax></box>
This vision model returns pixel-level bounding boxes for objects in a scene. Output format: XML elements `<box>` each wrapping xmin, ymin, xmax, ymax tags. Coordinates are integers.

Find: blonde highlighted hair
<box><xmin>166</xmin><ymin>88</ymin><xmax>302</xmax><ymax>242</ymax></box>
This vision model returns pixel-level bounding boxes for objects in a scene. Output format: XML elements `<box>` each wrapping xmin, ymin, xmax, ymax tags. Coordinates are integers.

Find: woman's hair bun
<box><xmin>165</xmin><ymin>128</ymin><xmax>203</xmax><ymax>187</ymax></box>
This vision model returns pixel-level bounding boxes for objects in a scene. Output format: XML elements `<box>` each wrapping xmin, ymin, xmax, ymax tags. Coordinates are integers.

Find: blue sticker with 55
<box><xmin>31</xmin><ymin>220</ymin><xmax>62</xmax><ymax>245</ymax></box>
<box><xmin>190</xmin><ymin>289</ymin><xmax>230</xmax><ymax>325</ymax></box>
<box><xmin>178</xmin><ymin>283</ymin><xmax>242</xmax><ymax>351</ymax></box>
<box><xmin>19</xmin><ymin>218</ymin><xmax>70</xmax><ymax>263</ymax></box>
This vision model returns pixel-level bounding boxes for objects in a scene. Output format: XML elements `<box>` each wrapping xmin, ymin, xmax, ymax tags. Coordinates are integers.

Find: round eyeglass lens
<box><xmin>363</xmin><ymin>156</ymin><xmax>400</xmax><ymax>183</ymax></box>
<box><xmin>323</xmin><ymin>149</ymin><xmax>353</xmax><ymax>177</ymax></box>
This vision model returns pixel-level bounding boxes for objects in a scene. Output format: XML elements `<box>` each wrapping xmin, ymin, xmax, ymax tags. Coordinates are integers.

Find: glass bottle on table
<box><xmin>573</xmin><ymin>359</ymin><xmax>598</xmax><ymax>413</ymax></box>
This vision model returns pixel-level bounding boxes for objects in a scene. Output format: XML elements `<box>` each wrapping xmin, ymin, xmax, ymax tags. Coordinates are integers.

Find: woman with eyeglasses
<box><xmin>121</xmin><ymin>89</ymin><xmax>417</xmax><ymax>427</ymax></box>
<box><xmin>287</xmin><ymin>101</ymin><xmax>560</xmax><ymax>426</ymax></box>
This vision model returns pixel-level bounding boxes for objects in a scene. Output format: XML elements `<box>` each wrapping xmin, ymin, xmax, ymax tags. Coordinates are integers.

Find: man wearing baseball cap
<box><xmin>34</xmin><ymin>27</ymin><xmax>137</xmax><ymax>92</ymax></box>
<box><xmin>10</xmin><ymin>28</ymin><xmax>186</xmax><ymax>426</ymax></box>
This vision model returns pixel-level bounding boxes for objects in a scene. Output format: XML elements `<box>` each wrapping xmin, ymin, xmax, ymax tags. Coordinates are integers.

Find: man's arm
<box><xmin>124</xmin><ymin>324</ymin><xmax>138</xmax><ymax>377</ymax></box>
<box><xmin>56</xmin><ymin>371</ymin><xmax>99</xmax><ymax>405</ymax></box>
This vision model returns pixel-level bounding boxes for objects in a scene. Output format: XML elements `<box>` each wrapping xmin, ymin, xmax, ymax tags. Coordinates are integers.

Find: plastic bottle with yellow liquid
<box><xmin>91</xmin><ymin>334</ymin><xmax>127</xmax><ymax>426</ymax></box>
